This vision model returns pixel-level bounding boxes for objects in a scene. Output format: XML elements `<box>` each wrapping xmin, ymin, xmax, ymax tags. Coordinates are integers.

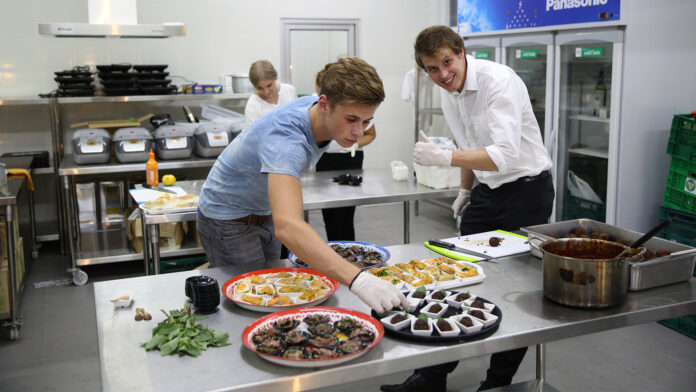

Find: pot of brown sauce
<box><xmin>531</xmin><ymin>238</ymin><xmax>644</xmax><ymax>308</ymax></box>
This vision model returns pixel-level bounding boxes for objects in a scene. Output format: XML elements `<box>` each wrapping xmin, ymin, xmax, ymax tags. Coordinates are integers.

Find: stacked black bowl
<box><xmin>133</xmin><ymin>65</ymin><xmax>177</xmax><ymax>95</ymax></box>
<box><xmin>185</xmin><ymin>276</ymin><xmax>220</xmax><ymax>312</ymax></box>
<box><xmin>54</xmin><ymin>66</ymin><xmax>95</xmax><ymax>97</ymax></box>
<box><xmin>97</xmin><ymin>64</ymin><xmax>138</xmax><ymax>96</ymax></box>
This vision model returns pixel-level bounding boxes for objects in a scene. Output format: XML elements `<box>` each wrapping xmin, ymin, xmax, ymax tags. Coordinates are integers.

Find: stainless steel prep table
<box><xmin>58</xmin><ymin>154</ymin><xmax>217</xmax><ymax>282</ymax></box>
<box><xmin>94</xmin><ymin>244</ymin><xmax>696</xmax><ymax>391</ymax></box>
<box><xmin>0</xmin><ymin>156</ymin><xmax>38</xmax><ymax>341</ymax></box>
<box><xmin>140</xmin><ymin>169</ymin><xmax>458</xmax><ymax>274</ymax></box>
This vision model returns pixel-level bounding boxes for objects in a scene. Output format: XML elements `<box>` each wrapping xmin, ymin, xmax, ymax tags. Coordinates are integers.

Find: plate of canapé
<box><xmin>222</xmin><ymin>268</ymin><xmax>339</xmax><ymax>312</ymax></box>
<box><xmin>288</xmin><ymin>241</ymin><xmax>390</xmax><ymax>271</ymax></box>
<box><xmin>372</xmin><ymin>288</ymin><xmax>502</xmax><ymax>342</ymax></box>
<box><xmin>242</xmin><ymin>306</ymin><xmax>384</xmax><ymax>368</ymax></box>
<box><xmin>368</xmin><ymin>256</ymin><xmax>485</xmax><ymax>291</ymax></box>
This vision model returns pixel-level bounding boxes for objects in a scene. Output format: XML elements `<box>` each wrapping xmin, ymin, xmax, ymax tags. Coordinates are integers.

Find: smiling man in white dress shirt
<box><xmin>381</xmin><ymin>25</ymin><xmax>555</xmax><ymax>392</ymax></box>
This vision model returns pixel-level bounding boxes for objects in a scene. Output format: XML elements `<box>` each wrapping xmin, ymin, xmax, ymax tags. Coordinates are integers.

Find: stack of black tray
<box><xmin>54</xmin><ymin>68</ymin><xmax>95</xmax><ymax>97</ymax></box>
<box><xmin>96</xmin><ymin>64</ymin><xmax>177</xmax><ymax>96</ymax></box>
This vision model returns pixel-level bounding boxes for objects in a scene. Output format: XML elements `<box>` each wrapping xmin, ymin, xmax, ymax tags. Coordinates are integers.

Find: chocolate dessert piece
<box><xmin>470</xmin><ymin>299</ymin><xmax>486</xmax><ymax>309</ymax></box>
<box><xmin>489</xmin><ymin>237</ymin><xmax>502</xmax><ymax>247</ymax></box>
<box><xmin>455</xmin><ymin>292</ymin><xmax>471</xmax><ymax>302</ymax></box>
<box><xmin>391</xmin><ymin>314</ymin><xmax>408</xmax><ymax>324</ymax></box>
<box><xmin>436</xmin><ymin>319</ymin><xmax>453</xmax><ymax>331</ymax></box>
<box><xmin>431</xmin><ymin>290</ymin><xmax>447</xmax><ymax>300</ymax></box>
<box><xmin>428</xmin><ymin>303</ymin><xmax>443</xmax><ymax>313</ymax></box>
<box><xmin>470</xmin><ymin>310</ymin><xmax>487</xmax><ymax>320</ymax></box>
<box><xmin>413</xmin><ymin>319</ymin><xmax>429</xmax><ymax>330</ymax></box>
<box><xmin>459</xmin><ymin>316</ymin><xmax>474</xmax><ymax>327</ymax></box>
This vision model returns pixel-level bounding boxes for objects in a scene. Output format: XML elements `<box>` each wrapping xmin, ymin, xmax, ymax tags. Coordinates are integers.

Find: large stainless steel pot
<box><xmin>531</xmin><ymin>238</ymin><xmax>643</xmax><ymax>308</ymax></box>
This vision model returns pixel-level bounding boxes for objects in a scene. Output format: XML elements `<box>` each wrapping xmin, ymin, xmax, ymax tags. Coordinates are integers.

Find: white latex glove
<box><xmin>452</xmin><ymin>188</ymin><xmax>471</xmax><ymax>219</ymax></box>
<box><xmin>349</xmin><ymin>142</ymin><xmax>357</xmax><ymax>157</ymax></box>
<box><xmin>413</xmin><ymin>130</ymin><xmax>452</xmax><ymax>166</ymax></box>
<box><xmin>350</xmin><ymin>271</ymin><xmax>409</xmax><ymax>314</ymax></box>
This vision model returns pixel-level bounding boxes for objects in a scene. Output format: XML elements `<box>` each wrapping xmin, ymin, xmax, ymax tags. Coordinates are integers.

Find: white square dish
<box><xmin>425</xmin><ymin>289</ymin><xmax>451</xmax><ymax>303</ymax></box>
<box><xmin>380</xmin><ymin>312</ymin><xmax>412</xmax><ymax>331</ymax></box>
<box><xmin>450</xmin><ymin>314</ymin><xmax>483</xmax><ymax>334</ymax></box>
<box><xmin>464</xmin><ymin>308</ymin><xmax>498</xmax><ymax>327</ymax></box>
<box><xmin>433</xmin><ymin>318</ymin><xmax>460</xmax><ymax>337</ymax></box>
<box><xmin>410</xmin><ymin>317</ymin><xmax>433</xmax><ymax>336</ymax></box>
<box><xmin>445</xmin><ymin>292</ymin><xmax>476</xmax><ymax>308</ymax></box>
<box><xmin>463</xmin><ymin>298</ymin><xmax>496</xmax><ymax>312</ymax></box>
<box><xmin>406</xmin><ymin>290</ymin><xmax>427</xmax><ymax>307</ymax></box>
<box><xmin>420</xmin><ymin>302</ymin><xmax>449</xmax><ymax>319</ymax></box>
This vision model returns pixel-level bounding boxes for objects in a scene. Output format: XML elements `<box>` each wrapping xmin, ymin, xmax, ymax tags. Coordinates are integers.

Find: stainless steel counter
<box><xmin>94</xmin><ymin>244</ymin><xmax>696</xmax><ymax>391</ymax></box>
<box><xmin>141</xmin><ymin>169</ymin><xmax>458</xmax><ymax>274</ymax></box>
<box><xmin>58</xmin><ymin>154</ymin><xmax>217</xmax><ymax>176</ymax></box>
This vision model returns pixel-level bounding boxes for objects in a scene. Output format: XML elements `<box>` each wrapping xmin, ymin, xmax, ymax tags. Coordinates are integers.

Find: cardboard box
<box><xmin>0</xmin><ymin>210</ymin><xmax>20</xmax><ymax>260</ymax></box>
<box><xmin>129</xmin><ymin>223</ymin><xmax>184</xmax><ymax>253</ymax></box>
<box><xmin>0</xmin><ymin>265</ymin><xmax>9</xmax><ymax>315</ymax></box>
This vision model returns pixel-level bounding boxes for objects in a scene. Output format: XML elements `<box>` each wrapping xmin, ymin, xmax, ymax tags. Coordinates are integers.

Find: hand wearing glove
<box><xmin>350</xmin><ymin>271</ymin><xmax>409</xmax><ymax>314</ymax></box>
<box><xmin>451</xmin><ymin>188</ymin><xmax>471</xmax><ymax>219</ymax></box>
<box><xmin>413</xmin><ymin>130</ymin><xmax>452</xmax><ymax>167</ymax></box>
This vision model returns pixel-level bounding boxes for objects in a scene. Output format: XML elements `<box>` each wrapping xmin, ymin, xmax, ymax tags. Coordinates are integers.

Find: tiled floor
<box><xmin>1</xmin><ymin>201</ymin><xmax>695</xmax><ymax>391</ymax></box>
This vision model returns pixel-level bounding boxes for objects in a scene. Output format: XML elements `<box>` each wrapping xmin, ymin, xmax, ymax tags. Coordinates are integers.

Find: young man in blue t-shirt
<box><xmin>197</xmin><ymin>57</ymin><xmax>408</xmax><ymax>313</ymax></box>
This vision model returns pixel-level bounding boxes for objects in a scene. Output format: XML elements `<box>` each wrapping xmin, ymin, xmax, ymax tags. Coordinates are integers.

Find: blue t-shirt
<box><xmin>199</xmin><ymin>96</ymin><xmax>327</xmax><ymax>220</ymax></box>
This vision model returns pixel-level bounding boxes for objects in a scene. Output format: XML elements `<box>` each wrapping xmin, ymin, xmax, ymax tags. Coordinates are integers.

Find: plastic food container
<box><xmin>113</xmin><ymin>127</ymin><xmax>153</xmax><ymax>163</ymax></box>
<box><xmin>390</xmin><ymin>160</ymin><xmax>408</xmax><ymax>181</ymax></box>
<box><xmin>111</xmin><ymin>290</ymin><xmax>134</xmax><ymax>308</ymax></box>
<box><xmin>414</xmin><ymin>162</ymin><xmax>460</xmax><ymax>189</ymax></box>
<box><xmin>154</xmin><ymin>124</ymin><xmax>194</xmax><ymax>160</ymax></box>
<box><xmin>194</xmin><ymin>123</ymin><xmax>236</xmax><ymax>157</ymax></box>
<box><xmin>72</xmin><ymin>128</ymin><xmax>111</xmax><ymax>164</ymax></box>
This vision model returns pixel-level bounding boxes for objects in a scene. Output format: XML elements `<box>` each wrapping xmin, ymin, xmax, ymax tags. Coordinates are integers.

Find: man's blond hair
<box><xmin>318</xmin><ymin>57</ymin><xmax>384</xmax><ymax>109</ymax></box>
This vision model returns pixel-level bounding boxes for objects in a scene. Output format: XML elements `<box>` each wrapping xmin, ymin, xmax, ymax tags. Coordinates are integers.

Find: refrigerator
<box><xmin>552</xmin><ymin>28</ymin><xmax>623</xmax><ymax>224</ymax></box>
<box><xmin>501</xmin><ymin>33</ymin><xmax>555</xmax><ymax>146</ymax></box>
<box><xmin>462</xmin><ymin>27</ymin><xmax>623</xmax><ymax>224</ymax></box>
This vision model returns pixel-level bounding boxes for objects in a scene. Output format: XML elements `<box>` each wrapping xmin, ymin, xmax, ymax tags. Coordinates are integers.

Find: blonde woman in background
<box><xmin>244</xmin><ymin>60</ymin><xmax>297</xmax><ymax>125</ymax></box>
<box><xmin>314</xmin><ymin>63</ymin><xmax>377</xmax><ymax>241</ymax></box>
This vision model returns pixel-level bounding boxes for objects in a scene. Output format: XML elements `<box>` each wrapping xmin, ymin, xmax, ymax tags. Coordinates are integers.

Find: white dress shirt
<box><xmin>244</xmin><ymin>83</ymin><xmax>297</xmax><ymax>126</ymax></box>
<box><xmin>441</xmin><ymin>55</ymin><xmax>552</xmax><ymax>189</ymax></box>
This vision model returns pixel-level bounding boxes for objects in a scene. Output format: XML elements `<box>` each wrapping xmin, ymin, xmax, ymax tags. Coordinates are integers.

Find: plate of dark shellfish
<box><xmin>222</xmin><ymin>268</ymin><xmax>339</xmax><ymax>312</ymax></box>
<box><xmin>372</xmin><ymin>289</ymin><xmax>502</xmax><ymax>342</ymax></box>
<box><xmin>288</xmin><ymin>241</ymin><xmax>390</xmax><ymax>271</ymax></box>
<box><xmin>242</xmin><ymin>306</ymin><xmax>384</xmax><ymax>368</ymax></box>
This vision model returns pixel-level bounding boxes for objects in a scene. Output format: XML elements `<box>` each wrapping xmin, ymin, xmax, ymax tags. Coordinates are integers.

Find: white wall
<box><xmin>0</xmin><ymin>0</ymin><xmax>450</xmax><ymax>168</ymax></box>
<box><xmin>615</xmin><ymin>0</ymin><xmax>696</xmax><ymax>231</ymax></box>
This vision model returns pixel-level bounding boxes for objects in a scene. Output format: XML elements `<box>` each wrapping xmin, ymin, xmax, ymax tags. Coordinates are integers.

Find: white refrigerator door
<box><xmin>463</xmin><ymin>36</ymin><xmax>501</xmax><ymax>63</ymax></box>
<box><xmin>501</xmin><ymin>33</ymin><xmax>555</xmax><ymax>155</ymax></box>
<box><xmin>553</xmin><ymin>28</ymin><xmax>624</xmax><ymax>224</ymax></box>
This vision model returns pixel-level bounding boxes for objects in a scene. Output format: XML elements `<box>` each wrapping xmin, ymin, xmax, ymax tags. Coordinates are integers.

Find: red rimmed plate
<box><xmin>222</xmin><ymin>268</ymin><xmax>339</xmax><ymax>312</ymax></box>
<box><xmin>242</xmin><ymin>306</ymin><xmax>384</xmax><ymax>368</ymax></box>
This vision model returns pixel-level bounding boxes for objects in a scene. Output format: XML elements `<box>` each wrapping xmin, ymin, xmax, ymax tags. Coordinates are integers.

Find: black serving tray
<box><xmin>136</xmin><ymin>79</ymin><xmax>172</xmax><ymax>86</ymax></box>
<box><xmin>100</xmin><ymin>79</ymin><xmax>137</xmax><ymax>88</ymax></box>
<box><xmin>96</xmin><ymin>64</ymin><xmax>132</xmax><ymax>73</ymax></box>
<box><xmin>134</xmin><ymin>71</ymin><xmax>169</xmax><ymax>79</ymax></box>
<box><xmin>372</xmin><ymin>291</ymin><xmax>502</xmax><ymax>342</ymax></box>
<box><xmin>55</xmin><ymin>75</ymin><xmax>93</xmax><ymax>83</ymax></box>
<box><xmin>133</xmin><ymin>64</ymin><xmax>168</xmax><ymax>72</ymax></box>
<box><xmin>98</xmin><ymin>71</ymin><xmax>135</xmax><ymax>80</ymax></box>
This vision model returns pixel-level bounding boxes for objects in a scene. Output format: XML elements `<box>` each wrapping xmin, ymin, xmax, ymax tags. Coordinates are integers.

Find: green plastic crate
<box><xmin>658</xmin><ymin>204</ymin><xmax>696</xmax><ymax>248</ymax></box>
<box><xmin>667</xmin><ymin>114</ymin><xmax>696</xmax><ymax>163</ymax></box>
<box><xmin>563</xmin><ymin>195</ymin><xmax>606</xmax><ymax>222</ymax></box>
<box><xmin>664</xmin><ymin>156</ymin><xmax>696</xmax><ymax>212</ymax></box>
<box><xmin>658</xmin><ymin>314</ymin><xmax>696</xmax><ymax>340</ymax></box>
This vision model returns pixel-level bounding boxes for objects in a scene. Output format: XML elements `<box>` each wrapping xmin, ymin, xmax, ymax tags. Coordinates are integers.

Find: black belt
<box><xmin>517</xmin><ymin>170</ymin><xmax>551</xmax><ymax>183</ymax></box>
<box><xmin>232</xmin><ymin>214</ymin><xmax>270</xmax><ymax>224</ymax></box>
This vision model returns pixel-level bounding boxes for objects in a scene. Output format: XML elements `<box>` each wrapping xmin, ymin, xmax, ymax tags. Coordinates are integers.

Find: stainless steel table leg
<box><xmin>141</xmin><ymin>210</ymin><xmax>150</xmax><ymax>276</ymax></box>
<box><xmin>536</xmin><ymin>343</ymin><xmax>546</xmax><ymax>382</ymax></box>
<box><xmin>27</xmin><ymin>183</ymin><xmax>39</xmax><ymax>259</ymax></box>
<box><xmin>62</xmin><ymin>176</ymin><xmax>77</xmax><ymax>271</ymax></box>
<box><xmin>3</xmin><ymin>204</ymin><xmax>23</xmax><ymax>340</ymax></box>
<box><xmin>149</xmin><ymin>223</ymin><xmax>161</xmax><ymax>275</ymax></box>
<box><xmin>403</xmin><ymin>200</ymin><xmax>410</xmax><ymax>244</ymax></box>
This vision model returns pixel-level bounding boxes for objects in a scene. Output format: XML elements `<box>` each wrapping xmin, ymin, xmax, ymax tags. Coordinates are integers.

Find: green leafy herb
<box><xmin>417</xmin><ymin>313</ymin><xmax>429</xmax><ymax>322</ymax></box>
<box><xmin>141</xmin><ymin>308</ymin><xmax>230</xmax><ymax>357</ymax></box>
<box><xmin>439</xmin><ymin>289</ymin><xmax>446</xmax><ymax>295</ymax></box>
<box><xmin>376</xmin><ymin>269</ymin><xmax>392</xmax><ymax>277</ymax></box>
<box><xmin>415</xmin><ymin>286</ymin><xmax>427</xmax><ymax>293</ymax></box>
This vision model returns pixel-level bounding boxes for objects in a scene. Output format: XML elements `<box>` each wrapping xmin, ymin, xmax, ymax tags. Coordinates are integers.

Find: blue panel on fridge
<box><xmin>457</xmin><ymin>0</ymin><xmax>620</xmax><ymax>34</ymax></box>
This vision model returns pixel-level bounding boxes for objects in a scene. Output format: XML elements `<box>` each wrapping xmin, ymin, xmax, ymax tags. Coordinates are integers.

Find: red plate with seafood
<box><xmin>242</xmin><ymin>306</ymin><xmax>384</xmax><ymax>368</ymax></box>
<box><xmin>222</xmin><ymin>268</ymin><xmax>339</xmax><ymax>313</ymax></box>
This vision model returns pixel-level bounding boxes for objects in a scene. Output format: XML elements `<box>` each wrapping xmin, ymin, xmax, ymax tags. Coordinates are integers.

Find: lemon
<box><xmin>162</xmin><ymin>174</ymin><xmax>176</xmax><ymax>186</ymax></box>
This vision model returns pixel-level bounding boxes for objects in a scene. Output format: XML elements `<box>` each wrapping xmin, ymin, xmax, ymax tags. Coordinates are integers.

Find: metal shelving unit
<box><xmin>53</xmin><ymin>93</ymin><xmax>250</xmax><ymax>284</ymax></box>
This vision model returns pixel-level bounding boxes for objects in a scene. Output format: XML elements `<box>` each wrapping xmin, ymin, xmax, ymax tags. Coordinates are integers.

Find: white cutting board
<box><xmin>442</xmin><ymin>230</ymin><xmax>530</xmax><ymax>259</ymax></box>
<box><xmin>128</xmin><ymin>186</ymin><xmax>187</xmax><ymax>204</ymax></box>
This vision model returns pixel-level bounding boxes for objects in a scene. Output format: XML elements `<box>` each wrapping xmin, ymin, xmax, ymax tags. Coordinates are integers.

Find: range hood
<box><xmin>38</xmin><ymin>0</ymin><xmax>185</xmax><ymax>38</ymax></box>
